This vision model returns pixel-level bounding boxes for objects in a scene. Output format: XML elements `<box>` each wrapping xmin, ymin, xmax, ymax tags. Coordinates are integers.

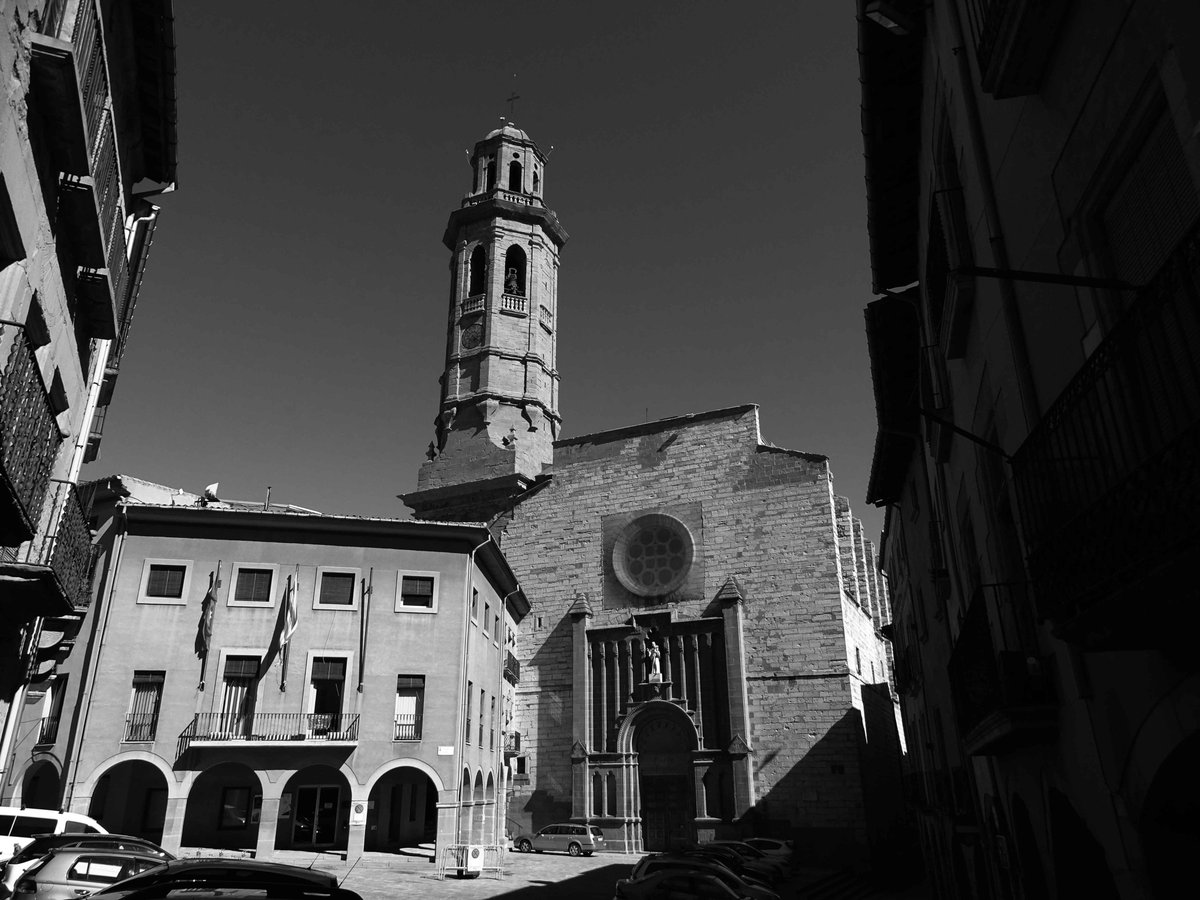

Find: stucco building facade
<box><xmin>5</xmin><ymin>476</ymin><xmax>527</xmax><ymax>863</ymax></box>
<box><xmin>1</xmin><ymin>0</ymin><xmax>176</xmax><ymax>791</ymax></box>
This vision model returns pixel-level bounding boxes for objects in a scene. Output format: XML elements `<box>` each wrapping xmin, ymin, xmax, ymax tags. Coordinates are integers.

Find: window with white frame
<box><xmin>307</xmin><ymin>655</ymin><xmax>349</xmax><ymax>735</ymax></box>
<box><xmin>229</xmin><ymin>565</ymin><xmax>277</xmax><ymax>606</ymax></box>
<box><xmin>396</xmin><ymin>572</ymin><xmax>438</xmax><ymax>612</ymax></box>
<box><xmin>315</xmin><ymin>567</ymin><xmax>358</xmax><ymax>610</ymax></box>
<box><xmin>394</xmin><ymin>675</ymin><xmax>425</xmax><ymax>740</ymax></box>
<box><xmin>218</xmin><ymin>655</ymin><xmax>260</xmax><ymax>735</ymax></box>
<box><xmin>137</xmin><ymin>560</ymin><xmax>192</xmax><ymax>605</ymax></box>
<box><xmin>125</xmin><ymin>671</ymin><xmax>164</xmax><ymax>741</ymax></box>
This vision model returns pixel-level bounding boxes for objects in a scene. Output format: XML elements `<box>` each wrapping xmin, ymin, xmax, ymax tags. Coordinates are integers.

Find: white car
<box><xmin>0</xmin><ymin>808</ymin><xmax>106</xmax><ymax>865</ymax></box>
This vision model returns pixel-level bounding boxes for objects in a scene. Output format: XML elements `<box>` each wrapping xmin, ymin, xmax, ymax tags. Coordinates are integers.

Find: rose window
<box><xmin>613</xmin><ymin>514</ymin><xmax>694</xmax><ymax>597</ymax></box>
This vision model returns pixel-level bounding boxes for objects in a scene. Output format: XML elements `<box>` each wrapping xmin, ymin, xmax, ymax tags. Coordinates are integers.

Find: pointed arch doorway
<box><xmin>634</xmin><ymin>710</ymin><xmax>695</xmax><ymax>851</ymax></box>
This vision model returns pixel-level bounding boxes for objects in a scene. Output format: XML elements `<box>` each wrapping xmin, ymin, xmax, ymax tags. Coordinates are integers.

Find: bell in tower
<box><xmin>403</xmin><ymin>121</ymin><xmax>569</xmax><ymax>523</ymax></box>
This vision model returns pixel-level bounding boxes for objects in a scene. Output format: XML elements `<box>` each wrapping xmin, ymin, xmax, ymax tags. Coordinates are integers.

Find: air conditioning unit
<box><xmin>465</xmin><ymin>844</ymin><xmax>484</xmax><ymax>873</ymax></box>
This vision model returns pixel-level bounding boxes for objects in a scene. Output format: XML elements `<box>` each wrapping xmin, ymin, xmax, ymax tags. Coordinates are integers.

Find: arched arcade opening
<box><xmin>365</xmin><ymin>766</ymin><xmax>438</xmax><ymax>852</ymax></box>
<box><xmin>181</xmin><ymin>762</ymin><xmax>262</xmax><ymax>852</ymax></box>
<box><xmin>89</xmin><ymin>760</ymin><xmax>169</xmax><ymax>844</ymax></box>
<box><xmin>275</xmin><ymin>765</ymin><xmax>352</xmax><ymax>852</ymax></box>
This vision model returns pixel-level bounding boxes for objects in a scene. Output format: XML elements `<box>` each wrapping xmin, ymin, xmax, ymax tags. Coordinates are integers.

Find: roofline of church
<box><xmin>554</xmin><ymin>404</ymin><xmax>762</xmax><ymax>448</ymax></box>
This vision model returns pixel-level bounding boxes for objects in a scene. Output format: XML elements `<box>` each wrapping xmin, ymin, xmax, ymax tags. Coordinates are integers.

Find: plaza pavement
<box><xmin>263</xmin><ymin>845</ymin><xmax>934</xmax><ymax>900</ymax></box>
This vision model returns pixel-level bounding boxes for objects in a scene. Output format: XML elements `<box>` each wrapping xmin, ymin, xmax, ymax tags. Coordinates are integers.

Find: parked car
<box><xmin>615</xmin><ymin>868</ymin><xmax>761</xmax><ymax>899</ymax></box>
<box><xmin>1</xmin><ymin>833</ymin><xmax>171</xmax><ymax>899</ymax></box>
<box><xmin>702</xmin><ymin>841</ymin><xmax>788</xmax><ymax>880</ymax></box>
<box><xmin>513</xmin><ymin>823</ymin><xmax>605</xmax><ymax>856</ymax></box>
<box><xmin>11</xmin><ymin>848</ymin><xmax>163</xmax><ymax>900</ymax></box>
<box><xmin>88</xmin><ymin>858</ymin><xmax>362</xmax><ymax>900</ymax></box>
<box><xmin>677</xmin><ymin>844</ymin><xmax>779</xmax><ymax>885</ymax></box>
<box><xmin>0</xmin><ymin>809</ymin><xmax>106</xmax><ymax>865</ymax></box>
<box><xmin>742</xmin><ymin>837</ymin><xmax>794</xmax><ymax>865</ymax></box>
<box><xmin>629</xmin><ymin>854</ymin><xmax>779</xmax><ymax>900</ymax></box>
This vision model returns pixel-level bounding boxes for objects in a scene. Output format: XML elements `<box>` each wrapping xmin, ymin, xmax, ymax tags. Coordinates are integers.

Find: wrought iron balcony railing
<box><xmin>37</xmin><ymin>715</ymin><xmax>60</xmax><ymax>746</ymax></box>
<box><xmin>947</xmin><ymin>598</ymin><xmax>1055</xmax><ymax>755</ymax></box>
<box><xmin>1</xmin><ymin>324</ymin><xmax>62</xmax><ymax>544</ymax></box>
<box><xmin>393</xmin><ymin>712</ymin><xmax>423</xmax><ymax>741</ymax></box>
<box><xmin>503</xmin><ymin>731</ymin><xmax>521</xmax><ymax>755</ymax></box>
<box><xmin>1012</xmin><ymin>226</ymin><xmax>1200</xmax><ymax>630</ymax></box>
<box><xmin>1</xmin><ymin>480</ymin><xmax>93</xmax><ymax>612</ymax></box>
<box><xmin>504</xmin><ymin>650</ymin><xmax>520</xmax><ymax>685</ymax></box>
<box><xmin>964</xmin><ymin>0</ymin><xmax>1070</xmax><ymax>98</ymax></box>
<box><xmin>178</xmin><ymin>712</ymin><xmax>360</xmax><ymax>754</ymax></box>
<box><xmin>124</xmin><ymin>712</ymin><xmax>160</xmax><ymax>742</ymax></box>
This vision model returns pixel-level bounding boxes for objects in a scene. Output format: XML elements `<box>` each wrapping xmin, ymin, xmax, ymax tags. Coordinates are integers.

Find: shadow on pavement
<box><xmin>481</xmin><ymin>863</ymin><xmax>631</xmax><ymax>899</ymax></box>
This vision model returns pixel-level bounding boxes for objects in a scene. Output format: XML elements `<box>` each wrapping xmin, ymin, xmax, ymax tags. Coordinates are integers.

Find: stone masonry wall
<box><xmin>498</xmin><ymin>405</ymin><xmax>881</xmax><ymax>855</ymax></box>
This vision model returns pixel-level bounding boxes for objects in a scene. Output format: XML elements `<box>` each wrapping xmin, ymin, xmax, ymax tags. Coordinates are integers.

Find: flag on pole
<box><xmin>261</xmin><ymin>573</ymin><xmax>299</xmax><ymax>690</ymax></box>
<box><xmin>195</xmin><ymin>570</ymin><xmax>218</xmax><ymax>658</ymax></box>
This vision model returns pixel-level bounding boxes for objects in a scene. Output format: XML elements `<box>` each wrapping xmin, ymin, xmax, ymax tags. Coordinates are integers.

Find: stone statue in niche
<box><xmin>645</xmin><ymin>641</ymin><xmax>662</xmax><ymax>682</ymax></box>
<box><xmin>505</xmin><ymin>268</ymin><xmax>520</xmax><ymax>295</ymax></box>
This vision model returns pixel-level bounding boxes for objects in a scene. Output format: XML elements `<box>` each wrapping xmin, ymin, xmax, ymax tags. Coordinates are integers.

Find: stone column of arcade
<box><xmin>159</xmin><ymin>794</ymin><xmax>187</xmax><ymax>854</ymax></box>
<box><xmin>346</xmin><ymin>792</ymin><xmax>368</xmax><ymax>861</ymax></box>
<box><xmin>254</xmin><ymin>797</ymin><xmax>279</xmax><ymax>858</ymax></box>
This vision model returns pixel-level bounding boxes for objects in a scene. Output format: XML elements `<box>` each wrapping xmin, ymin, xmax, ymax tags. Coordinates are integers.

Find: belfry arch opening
<box><xmin>509</xmin><ymin>161</ymin><xmax>523</xmax><ymax>192</ymax></box>
<box><xmin>469</xmin><ymin>245</ymin><xmax>487</xmax><ymax>296</ymax></box>
<box><xmin>503</xmin><ymin>245</ymin><xmax>527</xmax><ymax>296</ymax></box>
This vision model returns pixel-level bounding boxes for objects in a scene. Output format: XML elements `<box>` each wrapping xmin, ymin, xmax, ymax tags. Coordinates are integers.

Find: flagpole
<box><xmin>280</xmin><ymin>574</ymin><xmax>292</xmax><ymax>692</ymax></box>
<box><xmin>358</xmin><ymin>568</ymin><xmax>372</xmax><ymax>693</ymax></box>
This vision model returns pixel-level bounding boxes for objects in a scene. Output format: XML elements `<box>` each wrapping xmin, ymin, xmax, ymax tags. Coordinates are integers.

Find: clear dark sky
<box><xmin>88</xmin><ymin>2</ymin><xmax>886</xmax><ymax>543</ymax></box>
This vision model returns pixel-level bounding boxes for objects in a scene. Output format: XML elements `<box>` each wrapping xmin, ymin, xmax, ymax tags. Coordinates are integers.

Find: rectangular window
<box><xmin>466</xmin><ymin>680</ymin><xmax>473</xmax><ymax>743</ymax></box>
<box><xmin>234</xmin><ymin>568</ymin><xmax>273</xmax><ymax>604</ymax></box>
<box><xmin>38</xmin><ymin>675</ymin><xmax>67</xmax><ymax>744</ymax></box>
<box><xmin>400</xmin><ymin>576</ymin><xmax>434</xmax><ymax>608</ymax></box>
<box><xmin>138</xmin><ymin>559</ymin><xmax>192</xmax><ymax>605</ymax></box>
<box><xmin>318</xmin><ymin>572</ymin><xmax>355</xmax><ymax>607</ymax></box>
<box><xmin>218</xmin><ymin>786</ymin><xmax>251</xmax><ymax>830</ymax></box>
<box><xmin>855</xmin><ymin>647</ymin><xmax>862</xmax><ymax>676</ymax></box>
<box><xmin>472</xmin><ymin>691</ymin><xmax>482</xmax><ymax>748</ymax></box>
<box><xmin>125</xmin><ymin>671</ymin><xmax>164</xmax><ymax>741</ymax></box>
<box><xmin>490</xmin><ymin>696</ymin><xmax>496</xmax><ymax>750</ymax></box>
<box><xmin>394</xmin><ymin>675</ymin><xmax>425</xmax><ymax>740</ymax></box>
<box><xmin>471</xmin><ymin>588</ymin><xmax>479</xmax><ymax>620</ymax></box>
<box><xmin>309</xmin><ymin>657</ymin><xmax>347</xmax><ymax>734</ymax></box>
<box><xmin>493</xmin><ymin>610</ymin><xmax>500</xmax><ymax>644</ymax></box>
<box><xmin>146</xmin><ymin>565</ymin><xmax>185</xmax><ymax>599</ymax></box>
<box><xmin>219</xmin><ymin>656</ymin><xmax>260</xmax><ymax>735</ymax></box>
<box><xmin>484</xmin><ymin>602</ymin><xmax>491</xmax><ymax>635</ymax></box>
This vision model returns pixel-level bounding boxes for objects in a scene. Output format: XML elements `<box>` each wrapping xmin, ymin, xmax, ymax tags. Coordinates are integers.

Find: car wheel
<box><xmin>518</xmin><ymin>839</ymin><xmax>532</xmax><ymax>853</ymax></box>
<box><xmin>568</xmin><ymin>842</ymin><xmax>582</xmax><ymax>856</ymax></box>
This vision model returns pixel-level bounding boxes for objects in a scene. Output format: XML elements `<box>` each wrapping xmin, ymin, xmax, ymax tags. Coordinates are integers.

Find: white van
<box><xmin>0</xmin><ymin>807</ymin><xmax>106</xmax><ymax>864</ymax></box>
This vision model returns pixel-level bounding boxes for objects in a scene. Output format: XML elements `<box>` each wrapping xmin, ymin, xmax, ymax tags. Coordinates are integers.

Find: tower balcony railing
<box><xmin>462</xmin><ymin>188</ymin><xmax>543</xmax><ymax>209</ymax></box>
<box><xmin>462</xmin><ymin>294</ymin><xmax>485</xmax><ymax>316</ymax></box>
<box><xmin>0</xmin><ymin>479</ymin><xmax>95</xmax><ymax>612</ymax></box>
<box><xmin>500</xmin><ymin>294</ymin><xmax>527</xmax><ymax>315</ymax></box>
<box><xmin>1011</xmin><ymin>224</ymin><xmax>1200</xmax><ymax>637</ymax></box>
<box><xmin>0</xmin><ymin>324</ymin><xmax>63</xmax><ymax>545</ymax></box>
<box><xmin>538</xmin><ymin>305</ymin><xmax>554</xmax><ymax>332</ymax></box>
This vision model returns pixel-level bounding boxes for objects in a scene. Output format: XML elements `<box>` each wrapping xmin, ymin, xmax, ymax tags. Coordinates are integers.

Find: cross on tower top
<box><xmin>506</xmin><ymin>91</ymin><xmax>520</xmax><ymax>117</ymax></box>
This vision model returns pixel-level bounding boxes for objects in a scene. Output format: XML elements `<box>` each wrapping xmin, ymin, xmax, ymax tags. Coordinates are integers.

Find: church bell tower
<box><xmin>403</xmin><ymin>121</ymin><xmax>568</xmax><ymax>522</ymax></box>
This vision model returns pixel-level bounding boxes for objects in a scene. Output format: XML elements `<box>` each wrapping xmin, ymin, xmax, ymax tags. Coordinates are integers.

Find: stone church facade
<box><xmin>405</xmin><ymin>122</ymin><xmax>902</xmax><ymax>862</ymax></box>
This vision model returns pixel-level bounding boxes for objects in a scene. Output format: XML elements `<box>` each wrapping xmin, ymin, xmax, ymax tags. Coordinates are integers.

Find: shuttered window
<box><xmin>126</xmin><ymin>671</ymin><xmax>164</xmax><ymax>741</ymax></box>
<box><xmin>318</xmin><ymin>572</ymin><xmax>355</xmax><ymax>606</ymax></box>
<box><xmin>234</xmin><ymin>568</ymin><xmax>272</xmax><ymax>603</ymax></box>
<box><xmin>311</xmin><ymin>658</ymin><xmax>346</xmax><ymax>681</ymax></box>
<box><xmin>394</xmin><ymin>675</ymin><xmax>424</xmax><ymax>740</ymax></box>
<box><xmin>401</xmin><ymin>576</ymin><xmax>435</xmax><ymax>608</ymax></box>
<box><xmin>146</xmin><ymin>565</ymin><xmax>185</xmax><ymax>598</ymax></box>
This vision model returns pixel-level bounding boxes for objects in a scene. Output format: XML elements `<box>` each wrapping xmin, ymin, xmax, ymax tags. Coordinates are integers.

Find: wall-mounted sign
<box><xmin>438</xmin><ymin>745</ymin><xmax>454</xmax><ymax>756</ymax></box>
<box><xmin>350</xmin><ymin>802</ymin><xmax>366</xmax><ymax>826</ymax></box>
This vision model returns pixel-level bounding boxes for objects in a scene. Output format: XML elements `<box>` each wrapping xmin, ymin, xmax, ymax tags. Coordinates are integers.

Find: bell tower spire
<box><xmin>403</xmin><ymin>120</ymin><xmax>568</xmax><ymax>522</ymax></box>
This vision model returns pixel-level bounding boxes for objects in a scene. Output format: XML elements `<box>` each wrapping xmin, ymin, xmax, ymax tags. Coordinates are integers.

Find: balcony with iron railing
<box><xmin>124</xmin><ymin>712</ymin><xmax>159</xmax><ymax>742</ymax></box>
<box><xmin>947</xmin><ymin>595</ymin><xmax>1055</xmax><ymax>756</ymax></box>
<box><xmin>504</xmin><ymin>650</ymin><xmax>520</xmax><ymax>685</ymax></box>
<box><xmin>0</xmin><ymin>479</ymin><xmax>95</xmax><ymax>615</ymax></box>
<box><xmin>1</xmin><ymin>324</ymin><xmax>63</xmax><ymax>545</ymax></box>
<box><xmin>178</xmin><ymin>712</ymin><xmax>361</xmax><ymax>755</ymax></box>
<box><xmin>393</xmin><ymin>712</ymin><xmax>423</xmax><ymax>741</ymax></box>
<box><xmin>1012</xmin><ymin>226</ymin><xmax>1200</xmax><ymax>640</ymax></box>
<box><xmin>30</xmin><ymin>0</ymin><xmax>127</xmax><ymax>341</ymax></box>
<box><xmin>36</xmin><ymin>715</ymin><xmax>60</xmax><ymax>746</ymax></box>
<box><xmin>503</xmin><ymin>731</ymin><xmax>521</xmax><ymax>756</ymax></box>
